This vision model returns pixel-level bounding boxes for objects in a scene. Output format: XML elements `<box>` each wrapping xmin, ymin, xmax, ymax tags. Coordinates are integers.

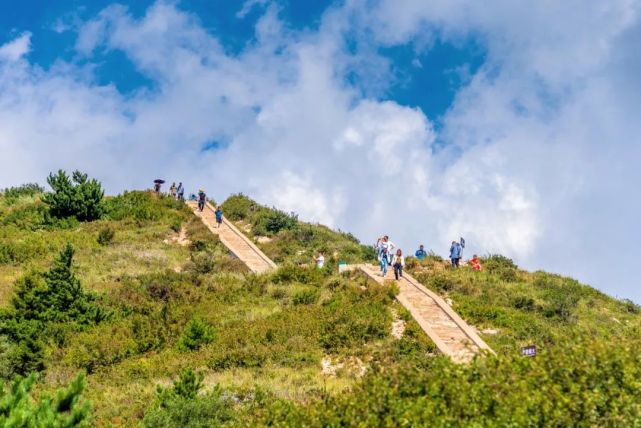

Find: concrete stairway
<box><xmin>356</xmin><ymin>264</ymin><xmax>494</xmax><ymax>363</ymax></box>
<box><xmin>187</xmin><ymin>201</ymin><xmax>276</xmax><ymax>274</ymax></box>
<box><xmin>186</xmin><ymin>199</ymin><xmax>492</xmax><ymax>362</ymax></box>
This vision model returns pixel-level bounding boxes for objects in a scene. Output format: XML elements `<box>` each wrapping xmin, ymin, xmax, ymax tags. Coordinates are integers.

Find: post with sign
<box><xmin>521</xmin><ymin>345</ymin><xmax>537</xmax><ymax>357</ymax></box>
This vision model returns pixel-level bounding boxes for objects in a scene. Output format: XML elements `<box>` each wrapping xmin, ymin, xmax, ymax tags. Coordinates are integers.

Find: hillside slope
<box><xmin>1</xmin><ymin>187</ymin><xmax>640</xmax><ymax>426</ymax></box>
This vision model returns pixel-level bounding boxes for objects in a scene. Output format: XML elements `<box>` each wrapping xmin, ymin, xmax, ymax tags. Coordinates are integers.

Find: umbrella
<box><xmin>154</xmin><ymin>179</ymin><xmax>165</xmax><ymax>184</ymax></box>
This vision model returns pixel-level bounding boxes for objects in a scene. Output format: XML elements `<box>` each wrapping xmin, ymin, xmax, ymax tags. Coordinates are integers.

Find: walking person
<box><xmin>170</xmin><ymin>182</ymin><xmax>177</xmax><ymax>199</ymax></box>
<box><xmin>215</xmin><ymin>206</ymin><xmax>223</xmax><ymax>228</ymax></box>
<box><xmin>392</xmin><ymin>249</ymin><xmax>405</xmax><ymax>280</ymax></box>
<box><xmin>197</xmin><ymin>189</ymin><xmax>206</xmax><ymax>212</ymax></box>
<box><xmin>415</xmin><ymin>244</ymin><xmax>427</xmax><ymax>260</ymax></box>
<box><xmin>381</xmin><ymin>235</ymin><xmax>395</xmax><ymax>265</ymax></box>
<box><xmin>315</xmin><ymin>252</ymin><xmax>325</xmax><ymax>269</ymax></box>
<box><xmin>449</xmin><ymin>241</ymin><xmax>462</xmax><ymax>268</ymax></box>
<box><xmin>177</xmin><ymin>182</ymin><xmax>184</xmax><ymax>201</ymax></box>
<box><xmin>379</xmin><ymin>247</ymin><xmax>389</xmax><ymax>277</ymax></box>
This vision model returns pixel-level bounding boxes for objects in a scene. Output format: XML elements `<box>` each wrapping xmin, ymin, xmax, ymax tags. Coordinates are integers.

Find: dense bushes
<box><xmin>0</xmin><ymin>244</ymin><xmax>107</xmax><ymax>375</ymax></box>
<box><xmin>1</xmin><ymin>183</ymin><xmax>44</xmax><ymax>199</ymax></box>
<box><xmin>97</xmin><ymin>227</ymin><xmax>115</xmax><ymax>246</ymax></box>
<box><xmin>263</xmin><ymin>339</ymin><xmax>641</xmax><ymax>427</ymax></box>
<box><xmin>143</xmin><ymin>369</ymin><xmax>234</xmax><ymax>427</ymax></box>
<box><xmin>43</xmin><ymin>170</ymin><xmax>104</xmax><ymax>221</ymax></box>
<box><xmin>0</xmin><ymin>373</ymin><xmax>91</xmax><ymax>426</ymax></box>
<box><xmin>177</xmin><ymin>317</ymin><xmax>216</xmax><ymax>351</ymax></box>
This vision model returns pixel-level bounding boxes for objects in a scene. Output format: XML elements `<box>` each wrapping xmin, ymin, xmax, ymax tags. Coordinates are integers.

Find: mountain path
<box><xmin>353</xmin><ymin>264</ymin><xmax>494</xmax><ymax>363</ymax></box>
<box><xmin>187</xmin><ymin>201</ymin><xmax>492</xmax><ymax>362</ymax></box>
<box><xmin>187</xmin><ymin>201</ymin><xmax>276</xmax><ymax>273</ymax></box>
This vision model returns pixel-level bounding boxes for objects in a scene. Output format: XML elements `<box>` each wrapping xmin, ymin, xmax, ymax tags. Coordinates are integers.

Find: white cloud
<box><xmin>1</xmin><ymin>1</ymin><xmax>640</xmax><ymax>301</ymax></box>
<box><xmin>0</xmin><ymin>33</ymin><xmax>32</xmax><ymax>61</ymax></box>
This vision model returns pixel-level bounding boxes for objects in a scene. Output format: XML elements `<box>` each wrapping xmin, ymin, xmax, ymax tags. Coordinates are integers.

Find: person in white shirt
<box><xmin>315</xmin><ymin>252</ymin><xmax>325</xmax><ymax>269</ymax></box>
<box><xmin>392</xmin><ymin>249</ymin><xmax>405</xmax><ymax>280</ymax></box>
<box><xmin>382</xmin><ymin>235</ymin><xmax>395</xmax><ymax>264</ymax></box>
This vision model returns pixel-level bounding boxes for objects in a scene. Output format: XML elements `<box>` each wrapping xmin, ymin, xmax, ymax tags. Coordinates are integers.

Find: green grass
<box><xmin>1</xmin><ymin>190</ymin><xmax>640</xmax><ymax>426</ymax></box>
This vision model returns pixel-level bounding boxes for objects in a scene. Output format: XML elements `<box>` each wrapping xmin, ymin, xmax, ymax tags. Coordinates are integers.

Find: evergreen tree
<box><xmin>0</xmin><ymin>373</ymin><xmax>92</xmax><ymax>426</ymax></box>
<box><xmin>43</xmin><ymin>170</ymin><xmax>104</xmax><ymax>221</ymax></box>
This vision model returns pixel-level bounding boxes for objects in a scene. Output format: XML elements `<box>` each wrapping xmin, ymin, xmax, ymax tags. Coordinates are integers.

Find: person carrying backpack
<box><xmin>449</xmin><ymin>241</ymin><xmax>462</xmax><ymax>268</ymax></box>
<box><xmin>392</xmin><ymin>249</ymin><xmax>405</xmax><ymax>280</ymax></box>
<box><xmin>197</xmin><ymin>189</ymin><xmax>206</xmax><ymax>212</ymax></box>
<box><xmin>215</xmin><ymin>206</ymin><xmax>223</xmax><ymax>228</ymax></box>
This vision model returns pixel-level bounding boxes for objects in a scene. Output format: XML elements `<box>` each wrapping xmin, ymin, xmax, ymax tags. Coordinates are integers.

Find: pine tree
<box><xmin>43</xmin><ymin>170</ymin><xmax>104</xmax><ymax>221</ymax></box>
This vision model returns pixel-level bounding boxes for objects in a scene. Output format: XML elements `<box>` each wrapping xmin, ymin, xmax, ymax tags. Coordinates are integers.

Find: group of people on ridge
<box><xmin>153</xmin><ymin>181</ymin><xmax>223</xmax><ymax>228</ymax></box>
<box><xmin>375</xmin><ymin>236</ymin><xmax>405</xmax><ymax>280</ymax></box>
<box><xmin>376</xmin><ymin>236</ymin><xmax>482</xmax><ymax>279</ymax></box>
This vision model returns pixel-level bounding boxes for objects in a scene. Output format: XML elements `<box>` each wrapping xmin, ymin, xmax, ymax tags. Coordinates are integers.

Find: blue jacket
<box><xmin>415</xmin><ymin>249</ymin><xmax>427</xmax><ymax>260</ymax></box>
<box><xmin>450</xmin><ymin>243</ymin><xmax>461</xmax><ymax>259</ymax></box>
<box><xmin>215</xmin><ymin>209</ymin><xmax>223</xmax><ymax>221</ymax></box>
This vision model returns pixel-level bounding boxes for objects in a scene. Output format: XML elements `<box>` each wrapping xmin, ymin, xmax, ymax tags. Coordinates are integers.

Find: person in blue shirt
<box><xmin>415</xmin><ymin>245</ymin><xmax>427</xmax><ymax>260</ymax></box>
<box><xmin>176</xmin><ymin>182</ymin><xmax>184</xmax><ymax>201</ymax></box>
<box><xmin>449</xmin><ymin>241</ymin><xmax>462</xmax><ymax>268</ymax></box>
<box><xmin>215</xmin><ymin>206</ymin><xmax>223</xmax><ymax>228</ymax></box>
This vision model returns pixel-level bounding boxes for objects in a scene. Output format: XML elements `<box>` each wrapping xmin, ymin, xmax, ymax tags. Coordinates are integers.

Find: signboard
<box><xmin>338</xmin><ymin>262</ymin><xmax>348</xmax><ymax>273</ymax></box>
<box><xmin>521</xmin><ymin>345</ymin><xmax>537</xmax><ymax>357</ymax></box>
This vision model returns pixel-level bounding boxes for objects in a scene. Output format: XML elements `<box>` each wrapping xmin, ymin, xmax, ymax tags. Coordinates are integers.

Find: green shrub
<box><xmin>97</xmin><ymin>227</ymin><xmax>115</xmax><ymax>246</ymax></box>
<box><xmin>189</xmin><ymin>252</ymin><xmax>216</xmax><ymax>274</ymax></box>
<box><xmin>512</xmin><ymin>295</ymin><xmax>536</xmax><ymax>311</ymax></box>
<box><xmin>271</xmin><ymin>265</ymin><xmax>324</xmax><ymax>285</ymax></box>
<box><xmin>292</xmin><ymin>288</ymin><xmax>320</xmax><ymax>305</ymax></box>
<box><xmin>0</xmin><ymin>373</ymin><xmax>91</xmax><ymax>426</ymax></box>
<box><xmin>622</xmin><ymin>299</ymin><xmax>640</xmax><ymax>314</ymax></box>
<box><xmin>178</xmin><ymin>317</ymin><xmax>216</xmax><ymax>351</ymax></box>
<box><xmin>220</xmin><ymin>194</ymin><xmax>256</xmax><ymax>221</ymax></box>
<box><xmin>10</xmin><ymin>244</ymin><xmax>102</xmax><ymax>324</ymax></box>
<box><xmin>429</xmin><ymin>275</ymin><xmax>454</xmax><ymax>292</ymax></box>
<box><xmin>484</xmin><ymin>254</ymin><xmax>518</xmax><ymax>271</ymax></box>
<box><xmin>42</xmin><ymin>170</ymin><xmax>104</xmax><ymax>221</ymax></box>
<box><xmin>542</xmin><ymin>294</ymin><xmax>578</xmax><ymax>322</ymax></box>
<box><xmin>144</xmin><ymin>369</ymin><xmax>234</xmax><ymax>427</ymax></box>
<box><xmin>252</xmin><ymin>209</ymin><xmax>298</xmax><ymax>236</ymax></box>
<box><xmin>1</xmin><ymin>183</ymin><xmax>44</xmax><ymax>199</ymax></box>
<box><xmin>1</xmin><ymin>203</ymin><xmax>49</xmax><ymax>230</ymax></box>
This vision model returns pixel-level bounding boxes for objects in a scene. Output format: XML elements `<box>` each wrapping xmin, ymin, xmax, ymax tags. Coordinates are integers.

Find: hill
<box><xmin>0</xmin><ymin>183</ymin><xmax>640</xmax><ymax>426</ymax></box>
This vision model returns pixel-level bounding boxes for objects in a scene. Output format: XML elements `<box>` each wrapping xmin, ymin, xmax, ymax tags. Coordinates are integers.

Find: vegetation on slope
<box><xmin>0</xmin><ymin>180</ymin><xmax>640</xmax><ymax>426</ymax></box>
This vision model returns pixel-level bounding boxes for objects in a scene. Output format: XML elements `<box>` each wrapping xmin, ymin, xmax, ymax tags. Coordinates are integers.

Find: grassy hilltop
<box><xmin>0</xmin><ymin>179</ymin><xmax>640</xmax><ymax>427</ymax></box>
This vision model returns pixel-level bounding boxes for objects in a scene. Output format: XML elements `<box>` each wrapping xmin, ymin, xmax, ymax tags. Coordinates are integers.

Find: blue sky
<box><xmin>1</xmin><ymin>0</ymin><xmax>640</xmax><ymax>302</ymax></box>
<box><xmin>1</xmin><ymin>0</ymin><xmax>484</xmax><ymax>121</ymax></box>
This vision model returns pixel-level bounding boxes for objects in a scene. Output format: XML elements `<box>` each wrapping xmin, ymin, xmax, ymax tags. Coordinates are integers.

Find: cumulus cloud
<box><xmin>0</xmin><ymin>1</ymin><xmax>640</xmax><ymax>300</ymax></box>
<box><xmin>0</xmin><ymin>32</ymin><xmax>31</xmax><ymax>61</ymax></box>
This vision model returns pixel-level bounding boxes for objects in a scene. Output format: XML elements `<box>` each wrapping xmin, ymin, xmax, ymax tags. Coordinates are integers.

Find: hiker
<box><xmin>215</xmin><ymin>206</ymin><xmax>223</xmax><ymax>228</ymax></box>
<box><xmin>315</xmin><ymin>252</ymin><xmax>325</xmax><ymax>269</ymax></box>
<box><xmin>169</xmin><ymin>182</ymin><xmax>177</xmax><ymax>199</ymax></box>
<box><xmin>153</xmin><ymin>182</ymin><xmax>161</xmax><ymax>193</ymax></box>
<box><xmin>381</xmin><ymin>236</ymin><xmax>395</xmax><ymax>264</ymax></box>
<box><xmin>177</xmin><ymin>182</ymin><xmax>184</xmax><ymax>201</ymax></box>
<box><xmin>415</xmin><ymin>245</ymin><xmax>427</xmax><ymax>260</ymax></box>
<box><xmin>379</xmin><ymin>247</ymin><xmax>389</xmax><ymax>276</ymax></box>
<box><xmin>392</xmin><ymin>249</ymin><xmax>405</xmax><ymax>280</ymax></box>
<box><xmin>449</xmin><ymin>241</ymin><xmax>462</xmax><ymax>268</ymax></box>
<box><xmin>469</xmin><ymin>255</ymin><xmax>482</xmax><ymax>271</ymax></box>
<box><xmin>197</xmin><ymin>189</ymin><xmax>206</xmax><ymax>212</ymax></box>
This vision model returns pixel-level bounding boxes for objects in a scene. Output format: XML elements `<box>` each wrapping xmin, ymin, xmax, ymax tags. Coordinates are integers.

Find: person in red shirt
<box><xmin>469</xmin><ymin>255</ymin><xmax>482</xmax><ymax>271</ymax></box>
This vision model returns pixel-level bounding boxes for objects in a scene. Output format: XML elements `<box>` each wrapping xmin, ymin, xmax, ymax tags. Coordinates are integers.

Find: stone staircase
<box><xmin>186</xmin><ymin>201</ymin><xmax>276</xmax><ymax>274</ymax></box>
<box><xmin>356</xmin><ymin>264</ymin><xmax>494</xmax><ymax>363</ymax></box>
<box><xmin>186</xmin><ymin>200</ymin><xmax>492</xmax><ymax>362</ymax></box>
